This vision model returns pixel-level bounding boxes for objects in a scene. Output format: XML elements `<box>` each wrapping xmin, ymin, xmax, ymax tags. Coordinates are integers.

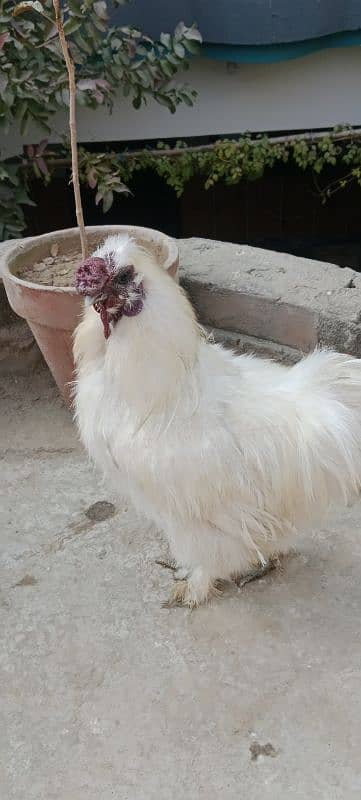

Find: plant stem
<box><xmin>52</xmin><ymin>0</ymin><xmax>87</xmax><ymax>259</ymax></box>
<box><xmin>116</xmin><ymin>126</ymin><xmax>361</xmax><ymax>158</ymax></box>
<box><xmin>27</xmin><ymin>125</ymin><xmax>361</xmax><ymax>170</ymax></box>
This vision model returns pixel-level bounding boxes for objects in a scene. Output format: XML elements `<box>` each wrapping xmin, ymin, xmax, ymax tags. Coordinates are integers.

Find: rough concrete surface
<box><xmin>2</xmin><ymin>369</ymin><xmax>361</xmax><ymax>800</ymax></box>
<box><xmin>179</xmin><ymin>238</ymin><xmax>361</xmax><ymax>355</ymax></box>
<box><xmin>206</xmin><ymin>326</ymin><xmax>301</xmax><ymax>364</ymax></box>
<box><xmin>0</xmin><ymin>275</ymin><xmax>40</xmax><ymax>375</ymax></box>
<box><xmin>179</xmin><ymin>238</ymin><xmax>361</xmax><ymax>318</ymax></box>
<box><xmin>0</xmin><ymin>312</ymin><xmax>40</xmax><ymax>377</ymax></box>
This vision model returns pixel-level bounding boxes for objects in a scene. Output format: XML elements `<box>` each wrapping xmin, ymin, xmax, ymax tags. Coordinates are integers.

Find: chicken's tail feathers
<box><xmin>284</xmin><ymin>350</ymin><xmax>361</xmax><ymax>518</ymax></box>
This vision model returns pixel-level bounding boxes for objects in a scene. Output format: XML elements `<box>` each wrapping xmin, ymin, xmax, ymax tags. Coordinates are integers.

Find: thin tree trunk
<box><xmin>52</xmin><ymin>0</ymin><xmax>87</xmax><ymax>259</ymax></box>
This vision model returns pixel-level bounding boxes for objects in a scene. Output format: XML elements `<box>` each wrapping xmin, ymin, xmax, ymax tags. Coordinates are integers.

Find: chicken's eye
<box><xmin>113</xmin><ymin>266</ymin><xmax>134</xmax><ymax>288</ymax></box>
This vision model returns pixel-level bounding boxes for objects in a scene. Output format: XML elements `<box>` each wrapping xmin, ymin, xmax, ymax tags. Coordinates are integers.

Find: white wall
<box><xmin>2</xmin><ymin>47</ymin><xmax>361</xmax><ymax>158</ymax></box>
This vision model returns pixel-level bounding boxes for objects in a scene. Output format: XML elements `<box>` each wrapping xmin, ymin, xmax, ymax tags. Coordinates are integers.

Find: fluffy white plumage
<box><xmin>74</xmin><ymin>235</ymin><xmax>361</xmax><ymax>606</ymax></box>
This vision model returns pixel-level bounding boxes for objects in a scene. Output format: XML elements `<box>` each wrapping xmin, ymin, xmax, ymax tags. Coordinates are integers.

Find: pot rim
<box><xmin>1</xmin><ymin>224</ymin><xmax>179</xmax><ymax>294</ymax></box>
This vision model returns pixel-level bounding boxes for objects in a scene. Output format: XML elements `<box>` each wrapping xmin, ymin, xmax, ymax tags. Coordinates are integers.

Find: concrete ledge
<box><xmin>206</xmin><ymin>327</ymin><xmax>301</xmax><ymax>364</ymax></box>
<box><xmin>2</xmin><ymin>235</ymin><xmax>361</xmax><ymax>375</ymax></box>
<box><xmin>179</xmin><ymin>238</ymin><xmax>361</xmax><ymax>356</ymax></box>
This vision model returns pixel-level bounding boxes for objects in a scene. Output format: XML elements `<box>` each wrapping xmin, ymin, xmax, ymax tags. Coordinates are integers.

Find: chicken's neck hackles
<box><xmin>74</xmin><ymin>234</ymin><xmax>202</xmax><ymax>419</ymax></box>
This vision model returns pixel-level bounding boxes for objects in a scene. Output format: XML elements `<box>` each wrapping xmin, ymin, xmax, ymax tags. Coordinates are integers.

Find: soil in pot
<box><xmin>15</xmin><ymin>231</ymin><xmax>171</xmax><ymax>288</ymax></box>
<box><xmin>20</xmin><ymin>244</ymin><xmax>81</xmax><ymax>287</ymax></box>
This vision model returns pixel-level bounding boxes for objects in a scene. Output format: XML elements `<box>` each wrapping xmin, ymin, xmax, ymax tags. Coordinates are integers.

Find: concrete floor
<box><xmin>1</xmin><ymin>369</ymin><xmax>361</xmax><ymax>800</ymax></box>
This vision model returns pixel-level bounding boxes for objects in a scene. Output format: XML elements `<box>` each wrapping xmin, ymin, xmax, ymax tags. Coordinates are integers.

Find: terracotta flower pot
<box><xmin>1</xmin><ymin>225</ymin><xmax>179</xmax><ymax>405</ymax></box>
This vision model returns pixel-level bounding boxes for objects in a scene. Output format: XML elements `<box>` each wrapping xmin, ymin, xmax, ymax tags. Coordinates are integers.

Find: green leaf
<box><xmin>173</xmin><ymin>42</ymin><xmax>185</xmax><ymax>58</ymax></box>
<box><xmin>93</xmin><ymin>1</ymin><xmax>108</xmax><ymax>20</ymax></box>
<box><xmin>13</xmin><ymin>1</ymin><xmax>44</xmax><ymax>17</ymax></box>
<box><xmin>63</xmin><ymin>17</ymin><xmax>83</xmax><ymax>35</ymax></box>
<box><xmin>87</xmin><ymin>167</ymin><xmax>97</xmax><ymax>189</ymax></box>
<box><xmin>166</xmin><ymin>53</ymin><xmax>181</xmax><ymax>66</ymax></box>
<box><xmin>15</xmin><ymin>99</ymin><xmax>28</xmax><ymax>123</ymax></box>
<box><xmin>160</xmin><ymin>32</ymin><xmax>171</xmax><ymax>48</ymax></box>
<box><xmin>159</xmin><ymin>60</ymin><xmax>174</xmax><ymax>78</ymax></box>
<box><xmin>179</xmin><ymin>91</ymin><xmax>194</xmax><ymax>107</ymax></box>
<box><xmin>155</xmin><ymin>93</ymin><xmax>175</xmax><ymax>112</ymax></box>
<box><xmin>183</xmin><ymin>39</ymin><xmax>200</xmax><ymax>55</ymax></box>
<box><xmin>110</xmin><ymin>36</ymin><xmax>122</xmax><ymax>50</ymax></box>
<box><xmin>132</xmin><ymin>93</ymin><xmax>142</xmax><ymax>109</ymax></box>
<box><xmin>74</xmin><ymin>33</ymin><xmax>92</xmax><ymax>54</ymax></box>
<box><xmin>43</xmin><ymin>19</ymin><xmax>57</xmax><ymax>41</ymax></box>
<box><xmin>116</xmin><ymin>51</ymin><xmax>131</xmax><ymax>66</ymax></box>
<box><xmin>92</xmin><ymin>15</ymin><xmax>107</xmax><ymax>32</ymax></box>
<box><xmin>183</xmin><ymin>25</ymin><xmax>202</xmax><ymax>43</ymax></box>
<box><xmin>102</xmin><ymin>190</ymin><xmax>113</xmax><ymax>212</ymax></box>
<box><xmin>20</xmin><ymin>110</ymin><xmax>30</xmax><ymax>134</ymax></box>
<box><xmin>0</xmin><ymin>31</ymin><xmax>10</xmax><ymax>50</ymax></box>
<box><xmin>67</xmin><ymin>0</ymin><xmax>83</xmax><ymax>16</ymax></box>
<box><xmin>134</xmin><ymin>68</ymin><xmax>150</xmax><ymax>87</ymax></box>
<box><xmin>113</xmin><ymin>183</ymin><xmax>129</xmax><ymax>194</ymax></box>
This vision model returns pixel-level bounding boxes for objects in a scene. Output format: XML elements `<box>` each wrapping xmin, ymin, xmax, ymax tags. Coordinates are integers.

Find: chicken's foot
<box><xmin>232</xmin><ymin>557</ymin><xmax>280</xmax><ymax>588</ymax></box>
<box><xmin>154</xmin><ymin>559</ymin><xmax>188</xmax><ymax>581</ymax></box>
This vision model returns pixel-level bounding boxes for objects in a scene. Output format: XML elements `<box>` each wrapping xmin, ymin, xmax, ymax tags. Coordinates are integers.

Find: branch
<box><xmin>52</xmin><ymin>0</ymin><xmax>87</xmax><ymax>259</ymax></box>
<box><xmin>123</xmin><ymin>126</ymin><xmax>361</xmax><ymax>159</ymax></box>
<box><xmin>30</xmin><ymin>126</ymin><xmax>361</xmax><ymax>169</ymax></box>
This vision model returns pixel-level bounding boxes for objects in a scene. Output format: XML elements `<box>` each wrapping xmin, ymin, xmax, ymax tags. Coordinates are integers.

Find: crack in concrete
<box><xmin>0</xmin><ymin>446</ymin><xmax>77</xmax><ymax>459</ymax></box>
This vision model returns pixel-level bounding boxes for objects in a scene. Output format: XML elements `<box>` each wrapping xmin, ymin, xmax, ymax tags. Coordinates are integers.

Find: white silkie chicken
<box><xmin>74</xmin><ymin>235</ymin><xmax>361</xmax><ymax>607</ymax></box>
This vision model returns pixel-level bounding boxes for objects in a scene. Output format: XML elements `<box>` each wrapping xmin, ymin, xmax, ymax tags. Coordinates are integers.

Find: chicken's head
<box><xmin>75</xmin><ymin>251</ymin><xmax>144</xmax><ymax>339</ymax></box>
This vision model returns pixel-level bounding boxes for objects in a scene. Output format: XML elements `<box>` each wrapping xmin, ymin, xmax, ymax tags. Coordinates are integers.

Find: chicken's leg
<box><xmin>154</xmin><ymin>559</ymin><xmax>177</xmax><ymax>572</ymax></box>
<box><xmin>161</xmin><ymin>558</ymin><xmax>280</xmax><ymax>608</ymax></box>
<box><xmin>232</xmin><ymin>557</ymin><xmax>280</xmax><ymax>588</ymax></box>
<box><xmin>163</xmin><ymin>574</ymin><xmax>225</xmax><ymax>609</ymax></box>
<box><xmin>154</xmin><ymin>559</ymin><xmax>189</xmax><ymax>581</ymax></box>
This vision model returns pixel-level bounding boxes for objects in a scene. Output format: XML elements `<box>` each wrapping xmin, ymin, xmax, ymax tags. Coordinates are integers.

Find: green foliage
<box><xmin>0</xmin><ymin>0</ymin><xmax>201</xmax><ymax>238</ymax></box>
<box><xmin>0</xmin><ymin>162</ymin><xmax>35</xmax><ymax>240</ymax></box>
<box><xmin>1</xmin><ymin>0</ymin><xmax>360</xmax><ymax>239</ymax></box>
<box><xmin>94</xmin><ymin>131</ymin><xmax>361</xmax><ymax>200</ymax></box>
<box><xmin>80</xmin><ymin>148</ymin><xmax>130</xmax><ymax>212</ymax></box>
<box><xmin>1</xmin><ymin>1</ymin><xmax>200</xmax><ymax>127</ymax></box>
<box><xmin>52</xmin><ymin>130</ymin><xmax>361</xmax><ymax>209</ymax></box>
<box><xmin>4</xmin><ymin>128</ymin><xmax>361</xmax><ymax>235</ymax></box>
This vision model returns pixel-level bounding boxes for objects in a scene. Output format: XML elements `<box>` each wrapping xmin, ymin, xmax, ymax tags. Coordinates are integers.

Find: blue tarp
<box><xmin>112</xmin><ymin>1</ymin><xmax>361</xmax><ymax>46</ymax></box>
<box><xmin>204</xmin><ymin>31</ymin><xmax>361</xmax><ymax>63</ymax></box>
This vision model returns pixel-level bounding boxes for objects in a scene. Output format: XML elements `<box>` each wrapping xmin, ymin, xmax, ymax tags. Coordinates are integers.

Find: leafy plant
<box><xmin>0</xmin><ymin>0</ymin><xmax>201</xmax><ymax>240</ymax></box>
<box><xmin>0</xmin><ymin>162</ymin><xmax>35</xmax><ymax>239</ymax></box>
<box><xmin>26</xmin><ymin>127</ymin><xmax>361</xmax><ymax>203</ymax></box>
<box><xmin>1</xmin><ymin>0</ymin><xmax>361</xmax><ymax>243</ymax></box>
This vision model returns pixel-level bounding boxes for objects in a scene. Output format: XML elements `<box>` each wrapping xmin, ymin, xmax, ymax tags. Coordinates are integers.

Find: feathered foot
<box><xmin>162</xmin><ymin>580</ymin><xmax>224</xmax><ymax>609</ymax></box>
<box><xmin>160</xmin><ymin>558</ymin><xmax>281</xmax><ymax>608</ymax></box>
<box><xmin>162</xmin><ymin>568</ymin><xmax>225</xmax><ymax>609</ymax></box>
<box><xmin>232</xmin><ymin>557</ymin><xmax>280</xmax><ymax>588</ymax></box>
